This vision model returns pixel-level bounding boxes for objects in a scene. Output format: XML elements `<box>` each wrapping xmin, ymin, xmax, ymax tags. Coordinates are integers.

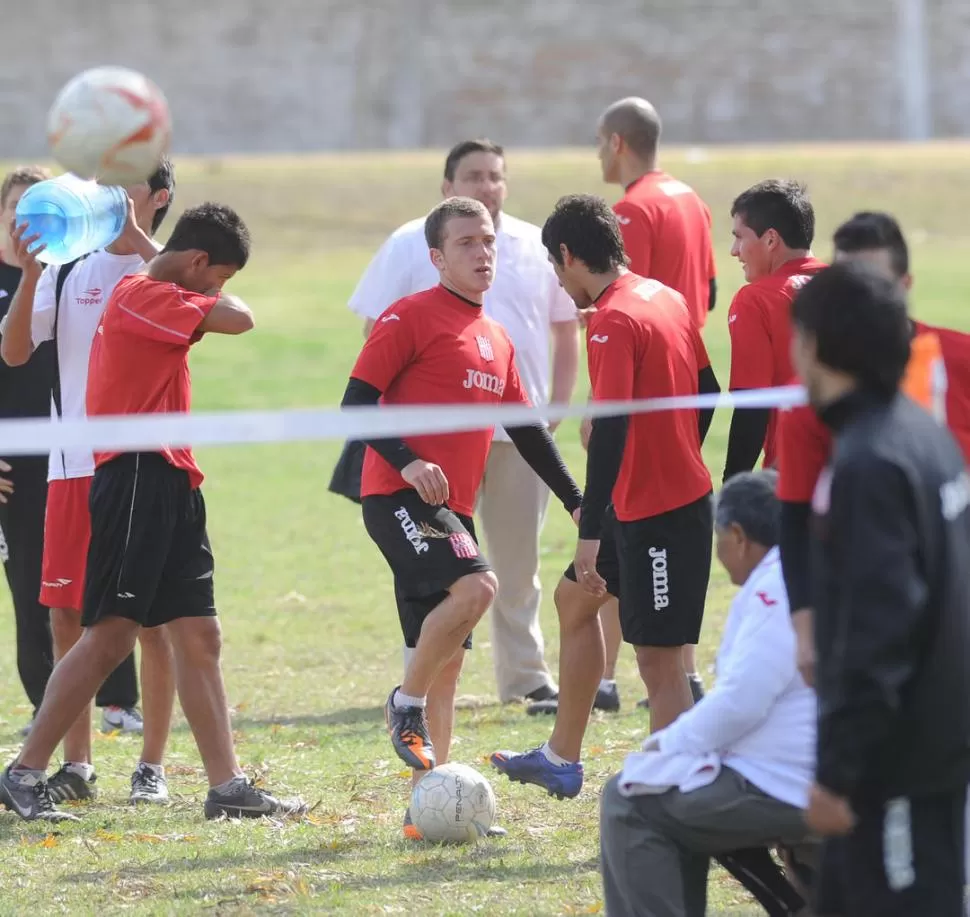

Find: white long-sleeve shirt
<box><xmin>619</xmin><ymin>547</ymin><xmax>817</xmax><ymax>809</ymax></box>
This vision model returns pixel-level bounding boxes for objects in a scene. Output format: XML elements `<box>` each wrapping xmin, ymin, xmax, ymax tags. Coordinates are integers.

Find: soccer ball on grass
<box><xmin>46</xmin><ymin>66</ymin><xmax>171</xmax><ymax>186</ymax></box>
<box><xmin>410</xmin><ymin>762</ymin><xmax>497</xmax><ymax>843</ymax></box>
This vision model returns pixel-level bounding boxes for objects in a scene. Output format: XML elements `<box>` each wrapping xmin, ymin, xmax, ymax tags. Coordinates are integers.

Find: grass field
<box><xmin>2</xmin><ymin>142</ymin><xmax>970</xmax><ymax>915</ymax></box>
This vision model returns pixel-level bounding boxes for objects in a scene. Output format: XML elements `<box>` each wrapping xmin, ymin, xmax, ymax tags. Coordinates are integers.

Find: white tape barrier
<box><xmin>0</xmin><ymin>385</ymin><xmax>807</xmax><ymax>457</ymax></box>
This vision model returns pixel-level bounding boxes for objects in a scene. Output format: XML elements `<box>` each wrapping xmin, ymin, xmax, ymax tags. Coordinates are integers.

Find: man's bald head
<box><xmin>598</xmin><ymin>97</ymin><xmax>662</xmax><ymax>160</ymax></box>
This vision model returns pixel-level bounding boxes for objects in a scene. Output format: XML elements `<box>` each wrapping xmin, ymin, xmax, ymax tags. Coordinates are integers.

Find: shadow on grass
<box><xmin>61</xmin><ymin>839</ymin><xmax>599</xmax><ymax>899</ymax></box>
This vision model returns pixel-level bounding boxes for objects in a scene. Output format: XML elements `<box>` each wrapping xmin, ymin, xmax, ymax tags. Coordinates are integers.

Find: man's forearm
<box><xmin>505</xmin><ymin>423</ymin><xmax>582</xmax><ymax>511</ymax></box>
<box><xmin>0</xmin><ymin>273</ymin><xmax>38</xmax><ymax>367</ymax></box>
<box><xmin>340</xmin><ymin>376</ymin><xmax>419</xmax><ymax>471</ymax></box>
<box><xmin>579</xmin><ymin>415</ymin><xmax>628</xmax><ymax>539</ymax></box>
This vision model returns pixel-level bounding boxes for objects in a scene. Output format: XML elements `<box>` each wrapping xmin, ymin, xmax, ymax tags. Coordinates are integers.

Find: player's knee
<box><xmin>635</xmin><ymin>644</ymin><xmax>685</xmax><ymax>685</ymax></box>
<box><xmin>452</xmin><ymin>571</ymin><xmax>497</xmax><ymax>615</ymax></box>
<box><xmin>554</xmin><ymin>577</ymin><xmax>604</xmax><ymax>628</ymax></box>
<box><xmin>81</xmin><ymin>617</ymin><xmax>139</xmax><ymax>667</ymax></box>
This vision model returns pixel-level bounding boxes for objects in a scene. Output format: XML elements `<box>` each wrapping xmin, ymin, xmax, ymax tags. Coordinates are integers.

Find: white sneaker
<box><xmin>129</xmin><ymin>764</ymin><xmax>169</xmax><ymax>805</ymax></box>
<box><xmin>101</xmin><ymin>706</ymin><xmax>144</xmax><ymax>734</ymax></box>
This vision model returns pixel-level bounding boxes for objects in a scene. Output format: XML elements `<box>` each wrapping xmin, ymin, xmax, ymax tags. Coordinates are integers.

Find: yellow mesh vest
<box><xmin>902</xmin><ymin>331</ymin><xmax>947</xmax><ymax>423</ymax></box>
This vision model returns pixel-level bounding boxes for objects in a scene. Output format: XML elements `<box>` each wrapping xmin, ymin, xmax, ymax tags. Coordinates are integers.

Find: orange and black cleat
<box><xmin>385</xmin><ymin>686</ymin><xmax>436</xmax><ymax>771</ymax></box>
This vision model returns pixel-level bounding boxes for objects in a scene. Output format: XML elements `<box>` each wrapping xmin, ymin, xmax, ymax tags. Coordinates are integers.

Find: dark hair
<box><xmin>163</xmin><ymin>201</ymin><xmax>250</xmax><ymax>269</ymax></box>
<box><xmin>541</xmin><ymin>193</ymin><xmax>628</xmax><ymax>274</ymax></box>
<box><xmin>0</xmin><ymin>164</ymin><xmax>52</xmax><ymax>209</ymax></box>
<box><xmin>731</xmin><ymin>179</ymin><xmax>815</xmax><ymax>250</ymax></box>
<box><xmin>146</xmin><ymin>156</ymin><xmax>176</xmax><ymax>233</ymax></box>
<box><xmin>832</xmin><ymin>211</ymin><xmax>909</xmax><ymax>279</ymax></box>
<box><xmin>715</xmin><ymin>470</ymin><xmax>780</xmax><ymax>548</ymax></box>
<box><xmin>791</xmin><ymin>261</ymin><xmax>910</xmax><ymax>396</ymax></box>
<box><xmin>424</xmin><ymin>196</ymin><xmax>491</xmax><ymax>250</ymax></box>
<box><xmin>600</xmin><ymin>97</ymin><xmax>662</xmax><ymax>160</ymax></box>
<box><xmin>443</xmin><ymin>139</ymin><xmax>504</xmax><ymax>182</ymax></box>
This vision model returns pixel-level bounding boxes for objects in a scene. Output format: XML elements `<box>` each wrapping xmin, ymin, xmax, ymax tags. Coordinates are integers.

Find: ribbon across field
<box><xmin>0</xmin><ymin>385</ymin><xmax>806</xmax><ymax>457</ymax></box>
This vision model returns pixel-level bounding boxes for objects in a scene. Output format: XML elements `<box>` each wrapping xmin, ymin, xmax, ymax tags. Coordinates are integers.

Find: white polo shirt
<box><xmin>2</xmin><ymin>250</ymin><xmax>149</xmax><ymax>481</ymax></box>
<box><xmin>347</xmin><ymin>211</ymin><xmax>577</xmax><ymax>442</ymax></box>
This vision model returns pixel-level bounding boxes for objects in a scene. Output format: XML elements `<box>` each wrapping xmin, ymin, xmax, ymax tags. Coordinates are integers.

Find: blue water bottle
<box><xmin>15</xmin><ymin>173</ymin><xmax>128</xmax><ymax>265</ymax></box>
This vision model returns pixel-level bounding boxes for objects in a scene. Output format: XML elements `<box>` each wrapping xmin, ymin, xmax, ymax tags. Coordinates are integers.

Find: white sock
<box><xmin>65</xmin><ymin>761</ymin><xmax>95</xmax><ymax>781</ymax></box>
<box><xmin>394</xmin><ymin>689</ymin><xmax>427</xmax><ymax>710</ymax></box>
<box><xmin>540</xmin><ymin>742</ymin><xmax>573</xmax><ymax>767</ymax></box>
<box><xmin>599</xmin><ymin>678</ymin><xmax>617</xmax><ymax>691</ymax></box>
<box><xmin>139</xmin><ymin>762</ymin><xmax>165</xmax><ymax>776</ymax></box>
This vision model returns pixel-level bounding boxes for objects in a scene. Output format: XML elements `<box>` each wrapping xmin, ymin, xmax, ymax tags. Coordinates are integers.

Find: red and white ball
<box><xmin>46</xmin><ymin>66</ymin><xmax>171</xmax><ymax>186</ymax></box>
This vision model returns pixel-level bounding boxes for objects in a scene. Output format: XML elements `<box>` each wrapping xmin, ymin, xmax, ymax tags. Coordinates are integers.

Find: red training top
<box><xmin>727</xmin><ymin>256</ymin><xmax>828</xmax><ymax>467</ymax></box>
<box><xmin>586</xmin><ymin>272</ymin><xmax>713</xmax><ymax>521</ymax></box>
<box><xmin>614</xmin><ymin>171</ymin><xmax>717</xmax><ymax>330</ymax></box>
<box><xmin>86</xmin><ymin>273</ymin><xmax>217</xmax><ymax>489</ymax></box>
<box><xmin>350</xmin><ymin>284</ymin><xmax>530</xmax><ymax>517</ymax></box>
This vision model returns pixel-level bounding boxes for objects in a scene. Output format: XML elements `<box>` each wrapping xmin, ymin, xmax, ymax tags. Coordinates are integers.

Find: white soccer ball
<box><xmin>410</xmin><ymin>762</ymin><xmax>497</xmax><ymax>843</ymax></box>
<box><xmin>46</xmin><ymin>66</ymin><xmax>172</xmax><ymax>186</ymax></box>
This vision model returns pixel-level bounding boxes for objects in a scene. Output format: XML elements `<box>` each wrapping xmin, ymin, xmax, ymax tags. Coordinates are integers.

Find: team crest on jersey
<box><xmin>475</xmin><ymin>335</ymin><xmax>494</xmax><ymax>362</ymax></box>
<box><xmin>789</xmin><ymin>275</ymin><xmax>811</xmax><ymax>290</ymax></box>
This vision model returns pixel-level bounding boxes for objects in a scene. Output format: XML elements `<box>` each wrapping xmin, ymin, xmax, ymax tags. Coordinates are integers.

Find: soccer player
<box><xmin>0</xmin><ymin>166</ymin><xmax>56</xmax><ymax>734</ymax></box>
<box><xmin>792</xmin><ymin>262</ymin><xmax>970</xmax><ymax>916</ymax></box>
<box><xmin>778</xmin><ymin>211</ymin><xmax>970</xmax><ymax>685</ymax></box>
<box><xmin>339</xmin><ymin>138</ymin><xmax>580</xmax><ymax>711</ymax></box>
<box><xmin>722</xmin><ymin>180</ymin><xmax>826</xmax><ymax>481</ymax></box>
<box><xmin>341</xmin><ymin>196</ymin><xmax>583</xmax><ymax>838</ymax></box>
<box><xmin>1</xmin><ymin>160</ymin><xmax>178</xmax><ymax>805</ymax></box>
<box><xmin>491</xmin><ymin>194</ymin><xmax>719</xmax><ymax>800</ymax></box>
<box><xmin>582</xmin><ymin>96</ymin><xmax>718</xmax><ymax>714</ymax></box>
<box><xmin>0</xmin><ymin>202</ymin><xmax>305</xmax><ymax>823</ymax></box>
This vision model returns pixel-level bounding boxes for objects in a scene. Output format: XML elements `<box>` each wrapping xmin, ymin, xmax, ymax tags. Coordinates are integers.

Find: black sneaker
<box><xmin>637</xmin><ymin>674</ymin><xmax>706</xmax><ymax>710</ymax></box>
<box><xmin>47</xmin><ymin>765</ymin><xmax>97</xmax><ymax>803</ymax></box>
<box><xmin>130</xmin><ymin>764</ymin><xmax>169</xmax><ymax>805</ymax></box>
<box><xmin>203</xmin><ymin>776</ymin><xmax>307</xmax><ymax>820</ymax></box>
<box><xmin>524</xmin><ymin>685</ymin><xmax>558</xmax><ymax>703</ymax></box>
<box><xmin>594</xmin><ymin>682</ymin><xmax>620</xmax><ymax>712</ymax></box>
<box><xmin>0</xmin><ymin>765</ymin><xmax>80</xmax><ymax>822</ymax></box>
<box><xmin>385</xmin><ymin>687</ymin><xmax>435</xmax><ymax>770</ymax></box>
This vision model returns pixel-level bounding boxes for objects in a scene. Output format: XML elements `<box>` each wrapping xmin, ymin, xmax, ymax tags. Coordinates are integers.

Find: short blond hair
<box><xmin>1</xmin><ymin>165</ymin><xmax>52</xmax><ymax>209</ymax></box>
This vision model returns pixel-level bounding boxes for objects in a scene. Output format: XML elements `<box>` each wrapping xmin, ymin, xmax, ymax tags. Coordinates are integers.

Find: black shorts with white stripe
<box><xmin>81</xmin><ymin>453</ymin><xmax>216</xmax><ymax>628</ymax></box>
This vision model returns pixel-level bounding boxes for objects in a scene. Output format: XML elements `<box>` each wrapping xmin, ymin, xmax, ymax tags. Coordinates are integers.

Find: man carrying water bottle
<box><xmin>0</xmin><ymin>160</ymin><xmax>177</xmax><ymax>807</ymax></box>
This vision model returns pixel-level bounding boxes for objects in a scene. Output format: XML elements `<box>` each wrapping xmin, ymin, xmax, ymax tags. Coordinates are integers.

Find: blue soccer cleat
<box><xmin>489</xmin><ymin>747</ymin><xmax>584</xmax><ymax>800</ymax></box>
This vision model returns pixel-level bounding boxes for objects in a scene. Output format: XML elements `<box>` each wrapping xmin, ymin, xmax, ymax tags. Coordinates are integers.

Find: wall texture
<box><xmin>2</xmin><ymin>0</ymin><xmax>966</xmax><ymax>157</ymax></box>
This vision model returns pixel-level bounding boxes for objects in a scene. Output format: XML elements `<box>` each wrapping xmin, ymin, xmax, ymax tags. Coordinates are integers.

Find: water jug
<box><xmin>14</xmin><ymin>173</ymin><xmax>127</xmax><ymax>265</ymax></box>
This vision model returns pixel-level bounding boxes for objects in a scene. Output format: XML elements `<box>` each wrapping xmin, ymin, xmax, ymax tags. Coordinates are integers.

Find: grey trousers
<box><xmin>600</xmin><ymin>768</ymin><xmax>812</xmax><ymax>917</ymax></box>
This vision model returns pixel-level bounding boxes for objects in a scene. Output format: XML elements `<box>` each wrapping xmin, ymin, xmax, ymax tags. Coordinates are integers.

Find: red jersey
<box><xmin>613</xmin><ymin>171</ymin><xmax>716</xmax><ymax>330</ymax></box>
<box><xmin>587</xmin><ymin>272</ymin><xmax>712</xmax><ymax>521</ymax></box>
<box><xmin>350</xmin><ymin>285</ymin><xmax>530</xmax><ymax>517</ymax></box>
<box><xmin>86</xmin><ymin>274</ymin><xmax>217</xmax><ymax>489</ymax></box>
<box><xmin>727</xmin><ymin>256</ymin><xmax>828</xmax><ymax>467</ymax></box>
<box><xmin>777</xmin><ymin>328</ymin><xmax>955</xmax><ymax>503</ymax></box>
<box><xmin>913</xmin><ymin>320</ymin><xmax>970</xmax><ymax>463</ymax></box>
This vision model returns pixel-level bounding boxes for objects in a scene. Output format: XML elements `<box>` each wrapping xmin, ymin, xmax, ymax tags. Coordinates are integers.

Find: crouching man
<box><xmin>600</xmin><ymin>470</ymin><xmax>817</xmax><ymax>917</ymax></box>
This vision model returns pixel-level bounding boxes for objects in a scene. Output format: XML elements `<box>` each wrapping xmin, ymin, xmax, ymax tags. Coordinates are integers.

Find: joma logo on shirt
<box><xmin>394</xmin><ymin>506</ymin><xmax>429</xmax><ymax>554</ymax></box>
<box><xmin>649</xmin><ymin>547</ymin><xmax>669</xmax><ymax>610</ymax></box>
<box><xmin>462</xmin><ymin>369</ymin><xmax>505</xmax><ymax>396</ymax></box>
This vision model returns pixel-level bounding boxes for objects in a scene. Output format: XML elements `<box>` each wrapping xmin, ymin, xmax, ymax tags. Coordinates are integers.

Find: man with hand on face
<box><xmin>341</xmin><ymin>196</ymin><xmax>583</xmax><ymax>840</ymax></box>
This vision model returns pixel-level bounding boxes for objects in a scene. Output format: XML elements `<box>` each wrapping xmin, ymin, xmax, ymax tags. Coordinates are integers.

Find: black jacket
<box><xmin>811</xmin><ymin>389</ymin><xmax>970</xmax><ymax>804</ymax></box>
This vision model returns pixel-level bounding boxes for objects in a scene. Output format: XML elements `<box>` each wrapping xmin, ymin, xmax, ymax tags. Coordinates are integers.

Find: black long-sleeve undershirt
<box><xmin>722</xmin><ymin>406</ymin><xmax>771</xmax><ymax>482</ymax></box>
<box><xmin>779</xmin><ymin>500</ymin><xmax>812</xmax><ymax>614</ymax></box>
<box><xmin>708</xmin><ymin>277</ymin><xmax>717</xmax><ymax>313</ymax></box>
<box><xmin>579</xmin><ymin>414</ymin><xmax>628</xmax><ymax>540</ymax></box>
<box><xmin>697</xmin><ymin>365</ymin><xmax>720</xmax><ymax>444</ymax></box>
<box><xmin>340</xmin><ymin>377</ymin><xmax>419</xmax><ymax>471</ymax></box>
<box><xmin>505</xmin><ymin>423</ymin><xmax>583</xmax><ymax>513</ymax></box>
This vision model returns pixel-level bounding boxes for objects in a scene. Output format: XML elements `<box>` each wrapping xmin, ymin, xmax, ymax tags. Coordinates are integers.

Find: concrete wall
<box><xmin>1</xmin><ymin>0</ymin><xmax>965</xmax><ymax>157</ymax></box>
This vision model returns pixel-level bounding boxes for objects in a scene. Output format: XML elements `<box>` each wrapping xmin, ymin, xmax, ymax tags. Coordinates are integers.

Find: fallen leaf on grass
<box><xmin>563</xmin><ymin>904</ymin><xmax>603</xmax><ymax>915</ymax></box>
<box><xmin>132</xmin><ymin>833</ymin><xmax>199</xmax><ymax>844</ymax></box>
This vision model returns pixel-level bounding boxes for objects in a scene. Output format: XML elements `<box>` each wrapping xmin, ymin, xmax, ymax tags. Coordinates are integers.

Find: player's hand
<box><xmin>10</xmin><ymin>222</ymin><xmax>44</xmax><ymax>279</ymax></box>
<box><xmin>805</xmin><ymin>784</ymin><xmax>855</xmax><ymax>837</ymax></box>
<box><xmin>791</xmin><ymin>608</ymin><xmax>816</xmax><ymax>687</ymax></box>
<box><xmin>0</xmin><ymin>459</ymin><xmax>13</xmax><ymax>504</ymax></box>
<box><xmin>571</xmin><ymin>507</ymin><xmax>581</xmax><ymax>527</ymax></box>
<box><xmin>402</xmin><ymin>459</ymin><xmax>449</xmax><ymax>506</ymax></box>
<box><xmin>573</xmin><ymin>538</ymin><xmax>606</xmax><ymax>596</ymax></box>
<box><xmin>579</xmin><ymin>415</ymin><xmax>592</xmax><ymax>451</ymax></box>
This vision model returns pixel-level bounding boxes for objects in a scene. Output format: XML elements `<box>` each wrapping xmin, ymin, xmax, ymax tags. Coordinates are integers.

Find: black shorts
<box><xmin>815</xmin><ymin>788</ymin><xmax>967</xmax><ymax>916</ymax></box>
<box><xmin>566</xmin><ymin>493</ymin><xmax>713</xmax><ymax>647</ymax></box>
<box><xmin>81</xmin><ymin>453</ymin><xmax>216</xmax><ymax>629</ymax></box>
<box><xmin>362</xmin><ymin>490</ymin><xmax>492</xmax><ymax>649</ymax></box>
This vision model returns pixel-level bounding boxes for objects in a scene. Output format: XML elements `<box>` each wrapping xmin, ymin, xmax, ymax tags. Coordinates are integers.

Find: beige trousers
<box><xmin>475</xmin><ymin>441</ymin><xmax>557</xmax><ymax>701</ymax></box>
